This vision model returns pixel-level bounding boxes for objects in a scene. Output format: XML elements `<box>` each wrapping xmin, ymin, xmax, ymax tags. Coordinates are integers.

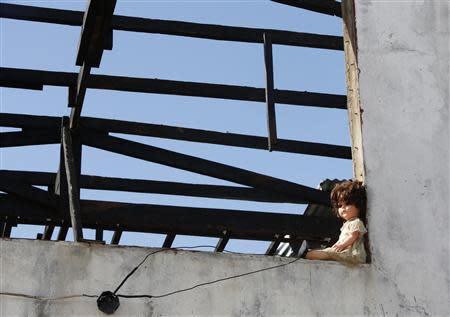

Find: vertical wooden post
<box><xmin>68</xmin><ymin>85</ymin><xmax>76</xmax><ymax>108</ymax></box>
<box><xmin>265</xmin><ymin>234</ymin><xmax>282</xmax><ymax>255</ymax></box>
<box><xmin>3</xmin><ymin>224</ymin><xmax>12</xmax><ymax>238</ymax></box>
<box><xmin>42</xmin><ymin>186</ymin><xmax>55</xmax><ymax>240</ymax></box>
<box><xmin>1</xmin><ymin>217</ymin><xmax>16</xmax><ymax>238</ymax></box>
<box><xmin>55</xmin><ymin>156</ymin><xmax>69</xmax><ymax>241</ymax></box>
<box><xmin>263</xmin><ymin>32</ymin><xmax>277</xmax><ymax>151</ymax></box>
<box><xmin>95</xmin><ymin>229</ymin><xmax>104</xmax><ymax>242</ymax></box>
<box><xmin>111</xmin><ymin>230</ymin><xmax>122</xmax><ymax>245</ymax></box>
<box><xmin>215</xmin><ymin>230</ymin><xmax>230</xmax><ymax>252</ymax></box>
<box><xmin>341</xmin><ymin>0</ymin><xmax>364</xmax><ymax>181</ymax></box>
<box><xmin>57</xmin><ymin>226</ymin><xmax>69</xmax><ymax>241</ymax></box>
<box><xmin>162</xmin><ymin>233</ymin><xmax>176</xmax><ymax>248</ymax></box>
<box><xmin>42</xmin><ymin>225</ymin><xmax>55</xmax><ymax>240</ymax></box>
<box><xmin>61</xmin><ymin>117</ymin><xmax>83</xmax><ymax>241</ymax></box>
<box><xmin>1</xmin><ymin>222</ymin><xmax>12</xmax><ymax>238</ymax></box>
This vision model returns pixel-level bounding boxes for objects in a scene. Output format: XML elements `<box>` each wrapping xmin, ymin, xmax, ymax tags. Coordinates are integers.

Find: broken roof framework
<box><xmin>0</xmin><ymin>0</ymin><xmax>346</xmax><ymax>254</ymax></box>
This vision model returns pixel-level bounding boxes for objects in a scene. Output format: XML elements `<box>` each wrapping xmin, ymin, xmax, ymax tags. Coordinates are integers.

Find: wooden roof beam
<box><xmin>0</xmin><ymin>129</ymin><xmax>60</xmax><ymax>148</ymax></box>
<box><xmin>61</xmin><ymin>122</ymin><xmax>84</xmax><ymax>241</ymax></box>
<box><xmin>215</xmin><ymin>230</ymin><xmax>231</xmax><ymax>252</ymax></box>
<box><xmin>70</xmin><ymin>0</ymin><xmax>116</xmax><ymax>129</ymax></box>
<box><xmin>162</xmin><ymin>233</ymin><xmax>176</xmax><ymax>248</ymax></box>
<box><xmin>272</xmin><ymin>0</ymin><xmax>342</xmax><ymax>18</ymax></box>
<box><xmin>0</xmin><ymin>194</ymin><xmax>341</xmax><ymax>241</ymax></box>
<box><xmin>0</xmin><ymin>68</ymin><xmax>347</xmax><ymax>109</ymax></box>
<box><xmin>80</xmin><ymin>132</ymin><xmax>331</xmax><ymax>205</ymax></box>
<box><xmin>0</xmin><ymin>113</ymin><xmax>351</xmax><ymax>158</ymax></box>
<box><xmin>75</xmin><ymin>0</ymin><xmax>116</xmax><ymax>68</ymax></box>
<box><xmin>265</xmin><ymin>234</ymin><xmax>284</xmax><ymax>255</ymax></box>
<box><xmin>263</xmin><ymin>33</ymin><xmax>278</xmax><ymax>151</ymax></box>
<box><xmin>0</xmin><ymin>3</ymin><xmax>343</xmax><ymax>50</ymax></box>
<box><xmin>0</xmin><ymin>170</ymin><xmax>306</xmax><ymax>204</ymax></box>
<box><xmin>0</xmin><ymin>175</ymin><xmax>58</xmax><ymax>210</ymax></box>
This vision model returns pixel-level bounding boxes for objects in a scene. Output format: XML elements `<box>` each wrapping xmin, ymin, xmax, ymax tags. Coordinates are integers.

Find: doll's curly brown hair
<box><xmin>330</xmin><ymin>180</ymin><xmax>367</xmax><ymax>219</ymax></box>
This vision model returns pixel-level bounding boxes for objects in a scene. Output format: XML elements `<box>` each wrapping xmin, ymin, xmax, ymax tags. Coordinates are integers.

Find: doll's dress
<box><xmin>321</xmin><ymin>218</ymin><xmax>367</xmax><ymax>264</ymax></box>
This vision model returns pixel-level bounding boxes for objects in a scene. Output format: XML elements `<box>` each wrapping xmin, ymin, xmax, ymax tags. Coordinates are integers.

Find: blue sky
<box><xmin>0</xmin><ymin>0</ymin><xmax>350</xmax><ymax>253</ymax></box>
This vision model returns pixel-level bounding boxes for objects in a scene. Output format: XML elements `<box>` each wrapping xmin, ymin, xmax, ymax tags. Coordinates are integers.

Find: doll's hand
<box><xmin>332</xmin><ymin>243</ymin><xmax>347</xmax><ymax>252</ymax></box>
<box><xmin>332</xmin><ymin>232</ymin><xmax>359</xmax><ymax>252</ymax></box>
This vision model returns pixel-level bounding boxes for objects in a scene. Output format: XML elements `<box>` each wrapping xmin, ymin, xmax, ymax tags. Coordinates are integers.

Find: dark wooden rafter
<box><xmin>112</xmin><ymin>16</ymin><xmax>343</xmax><ymax>50</ymax></box>
<box><xmin>81</xmin><ymin>117</ymin><xmax>350</xmax><ymax>158</ymax></box>
<box><xmin>55</xmin><ymin>149</ymin><xmax>69</xmax><ymax>238</ymax></box>
<box><xmin>68</xmin><ymin>85</ymin><xmax>76</xmax><ymax>108</ymax></box>
<box><xmin>70</xmin><ymin>63</ymin><xmax>91</xmax><ymax>128</ymax></box>
<box><xmin>2</xmin><ymin>222</ymin><xmax>13</xmax><ymax>238</ymax></box>
<box><xmin>80</xmin><ymin>132</ymin><xmax>330</xmax><ymax>205</ymax></box>
<box><xmin>0</xmin><ymin>3</ymin><xmax>343</xmax><ymax>50</ymax></box>
<box><xmin>53</xmin><ymin>116</ymin><xmax>83</xmax><ymax>243</ymax></box>
<box><xmin>1</xmin><ymin>218</ymin><xmax>16</xmax><ymax>238</ymax></box>
<box><xmin>84</xmin><ymin>176</ymin><xmax>306</xmax><ymax>203</ymax></box>
<box><xmin>0</xmin><ymin>113</ymin><xmax>351</xmax><ymax>159</ymax></box>
<box><xmin>41</xmin><ymin>186</ymin><xmax>56</xmax><ymax>240</ymax></box>
<box><xmin>70</xmin><ymin>0</ymin><xmax>117</xmax><ymax>129</ymax></box>
<box><xmin>111</xmin><ymin>230</ymin><xmax>122</xmax><ymax>245</ymax></box>
<box><xmin>0</xmin><ymin>175</ymin><xmax>58</xmax><ymax>210</ymax></box>
<box><xmin>272</xmin><ymin>0</ymin><xmax>342</xmax><ymax>18</ymax></box>
<box><xmin>76</xmin><ymin>1</ymin><xmax>116</xmax><ymax>68</ymax></box>
<box><xmin>95</xmin><ymin>229</ymin><xmax>104</xmax><ymax>242</ymax></box>
<box><xmin>0</xmin><ymin>129</ymin><xmax>60</xmax><ymax>148</ymax></box>
<box><xmin>61</xmin><ymin>121</ymin><xmax>84</xmax><ymax>241</ymax></box>
<box><xmin>265</xmin><ymin>234</ymin><xmax>284</xmax><ymax>255</ymax></box>
<box><xmin>0</xmin><ymin>170</ymin><xmax>306</xmax><ymax>204</ymax></box>
<box><xmin>0</xmin><ymin>68</ymin><xmax>73</xmax><ymax>88</ymax></box>
<box><xmin>0</xmin><ymin>68</ymin><xmax>347</xmax><ymax>109</ymax></box>
<box><xmin>0</xmin><ymin>80</ymin><xmax>43</xmax><ymax>90</ymax></box>
<box><xmin>42</xmin><ymin>225</ymin><xmax>55</xmax><ymax>240</ymax></box>
<box><xmin>86</xmin><ymin>125</ymin><xmax>350</xmax><ymax>159</ymax></box>
<box><xmin>263</xmin><ymin>32</ymin><xmax>277</xmax><ymax>151</ymax></box>
<box><xmin>0</xmin><ymin>194</ymin><xmax>341</xmax><ymax>241</ymax></box>
<box><xmin>215</xmin><ymin>230</ymin><xmax>231</xmax><ymax>252</ymax></box>
<box><xmin>57</xmin><ymin>226</ymin><xmax>69</xmax><ymax>241</ymax></box>
<box><xmin>0</xmin><ymin>113</ymin><xmax>61</xmax><ymax>129</ymax></box>
<box><xmin>162</xmin><ymin>233</ymin><xmax>176</xmax><ymax>248</ymax></box>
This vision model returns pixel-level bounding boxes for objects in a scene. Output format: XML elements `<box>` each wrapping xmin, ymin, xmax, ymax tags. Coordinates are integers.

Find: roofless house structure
<box><xmin>2</xmin><ymin>1</ymin><xmax>448</xmax><ymax>316</ymax></box>
<box><xmin>0</xmin><ymin>1</ymin><xmax>348</xmax><ymax>251</ymax></box>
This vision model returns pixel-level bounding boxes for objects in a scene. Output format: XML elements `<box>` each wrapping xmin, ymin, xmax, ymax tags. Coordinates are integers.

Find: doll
<box><xmin>300</xmin><ymin>180</ymin><xmax>367</xmax><ymax>264</ymax></box>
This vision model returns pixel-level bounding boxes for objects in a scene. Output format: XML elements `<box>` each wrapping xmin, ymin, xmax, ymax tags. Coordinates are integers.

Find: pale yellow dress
<box><xmin>321</xmin><ymin>218</ymin><xmax>367</xmax><ymax>264</ymax></box>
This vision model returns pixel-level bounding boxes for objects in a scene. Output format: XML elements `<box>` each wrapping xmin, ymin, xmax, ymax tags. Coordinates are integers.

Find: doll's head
<box><xmin>330</xmin><ymin>180</ymin><xmax>366</xmax><ymax>220</ymax></box>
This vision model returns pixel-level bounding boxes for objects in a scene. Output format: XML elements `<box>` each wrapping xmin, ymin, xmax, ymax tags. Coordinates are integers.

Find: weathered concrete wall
<box><xmin>1</xmin><ymin>1</ymin><xmax>449</xmax><ymax>316</ymax></box>
<box><xmin>1</xmin><ymin>239</ymin><xmax>372</xmax><ymax>316</ymax></box>
<box><xmin>356</xmin><ymin>0</ymin><xmax>449</xmax><ymax>315</ymax></box>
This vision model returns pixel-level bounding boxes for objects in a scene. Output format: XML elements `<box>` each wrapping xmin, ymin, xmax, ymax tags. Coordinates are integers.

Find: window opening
<box><xmin>0</xmin><ymin>0</ymin><xmax>357</xmax><ymax>255</ymax></box>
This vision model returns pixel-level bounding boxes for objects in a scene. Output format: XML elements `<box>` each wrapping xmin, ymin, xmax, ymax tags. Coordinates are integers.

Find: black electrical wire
<box><xmin>118</xmin><ymin>257</ymin><xmax>301</xmax><ymax>299</ymax></box>
<box><xmin>0</xmin><ymin>292</ymin><xmax>98</xmax><ymax>301</ymax></box>
<box><xmin>113</xmin><ymin>245</ymin><xmax>302</xmax><ymax>299</ymax></box>
<box><xmin>113</xmin><ymin>245</ymin><xmax>236</xmax><ymax>294</ymax></box>
<box><xmin>0</xmin><ymin>245</ymin><xmax>300</xmax><ymax>303</ymax></box>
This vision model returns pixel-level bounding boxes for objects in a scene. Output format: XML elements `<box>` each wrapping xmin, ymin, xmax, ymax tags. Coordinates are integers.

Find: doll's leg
<box><xmin>305</xmin><ymin>250</ymin><xmax>334</xmax><ymax>261</ymax></box>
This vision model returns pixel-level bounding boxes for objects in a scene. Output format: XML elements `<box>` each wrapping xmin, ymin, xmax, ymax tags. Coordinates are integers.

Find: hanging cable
<box><xmin>96</xmin><ymin>244</ymin><xmax>300</xmax><ymax>314</ymax></box>
<box><xmin>113</xmin><ymin>245</ymin><xmax>235</xmax><ymax>295</ymax></box>
<box><xmin>117</xmin><ymin>256</ymin><xmax>301</xmax><ymax>299</ymax></box>
<box><xmin>0</xmin><ymin>292</ymin><xmax>97</xmax><ymax>301</ymax></box>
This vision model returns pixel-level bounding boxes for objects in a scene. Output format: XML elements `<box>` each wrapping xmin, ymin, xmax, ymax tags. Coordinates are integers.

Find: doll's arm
<box><xmin>332</xmin><ymin>231</ymin><xmax>360</xmax><ymax>252</ymax></box>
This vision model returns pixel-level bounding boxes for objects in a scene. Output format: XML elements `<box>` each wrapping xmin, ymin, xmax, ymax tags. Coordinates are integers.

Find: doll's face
<box><xmin>337</xmin><ymin>203</ymin><xmax>360</xmax><ymax>221</ymax></box>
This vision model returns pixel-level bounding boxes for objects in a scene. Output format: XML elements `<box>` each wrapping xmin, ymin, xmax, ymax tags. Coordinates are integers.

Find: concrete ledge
<box><xmin>1</xmin><ymin>238</ymin><xmax>372</xmax><ymax>316</ymax></box>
